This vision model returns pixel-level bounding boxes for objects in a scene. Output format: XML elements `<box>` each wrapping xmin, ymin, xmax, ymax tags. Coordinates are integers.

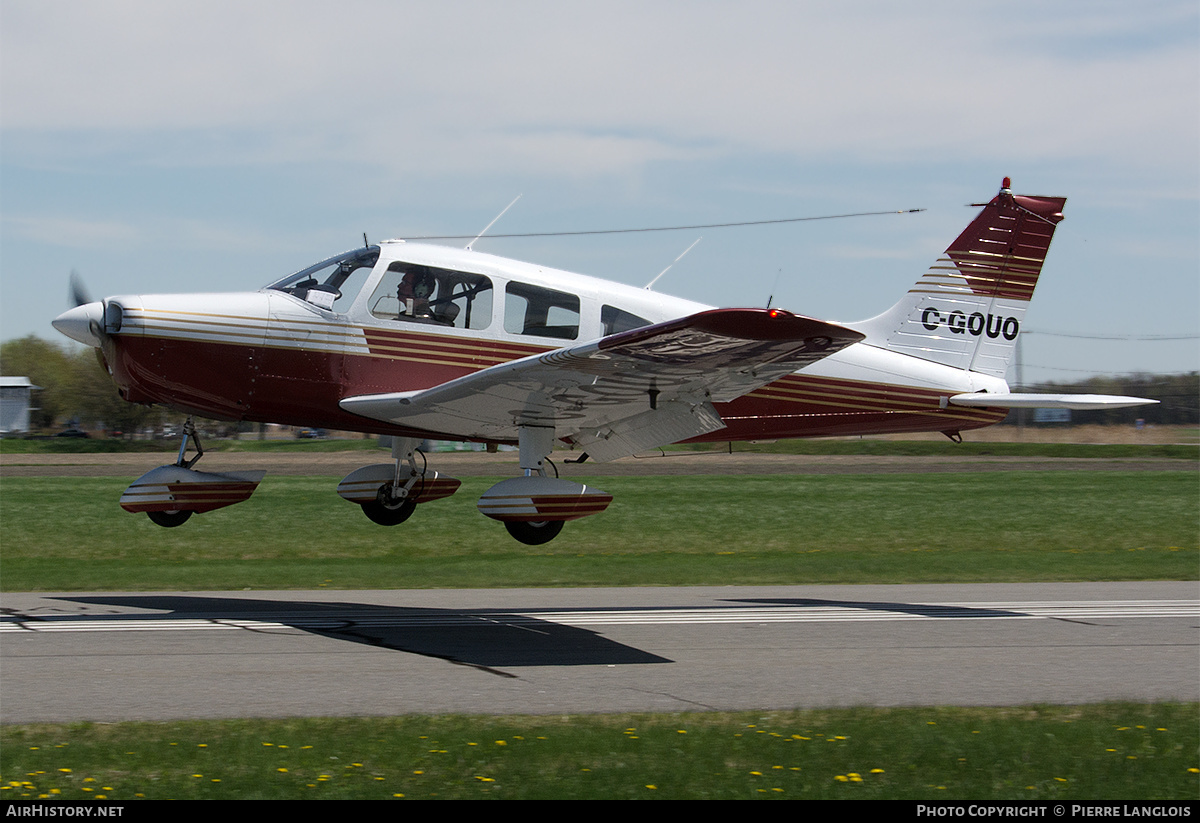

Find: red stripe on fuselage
<box><xmin>109</xmin><ymin>330</ymin><xmax>1005</xmax><ymax>440</ymax></box>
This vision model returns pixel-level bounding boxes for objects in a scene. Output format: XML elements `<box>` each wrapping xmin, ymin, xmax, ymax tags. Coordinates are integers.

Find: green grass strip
<box><xmin>1</xmin><ymin>472</ymin><xmax>1195</xmax><ymax>591</ymax></box>
<box><xmin>2</xmin><ymin>705</ymin><xmax>1196</xmax><ymax>800</ymax></box>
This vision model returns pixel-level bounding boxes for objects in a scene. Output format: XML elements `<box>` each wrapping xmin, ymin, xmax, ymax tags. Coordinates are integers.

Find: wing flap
<box><xmin>341</xmin><ymin>308</ymin><xmax>863</xmax><ymax>458</ymax></box>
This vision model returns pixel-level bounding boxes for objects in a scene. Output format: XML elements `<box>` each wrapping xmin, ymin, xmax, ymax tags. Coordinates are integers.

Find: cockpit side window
<box><xmin>266</xmin><ymin>247</ymin><xmax>380</xmax><ymax>313</ymax></box>
<box><xmin>367</xmin><ymin>263</ymin><xmax>493</xmax><ymax>330</ymax></box>
<box><xmin>504</xmin><ymin>282</ymin><xmax>580</xmax><ymax>340</ymax></box>
<box><xmin>602</xmin><ymin>304</ymin><xmax>651</xmax><ymax>336</ymax></box>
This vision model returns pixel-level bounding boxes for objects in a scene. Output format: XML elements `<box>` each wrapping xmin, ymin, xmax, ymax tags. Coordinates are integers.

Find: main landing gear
<box><xmin>339</xmin><ymin>428</ymin><xmax>612</xmax><ymax>545</ymax></box>
<box><xmin>336</xmin><ymin>437</ymin><xmax>461</xmax><ymax>524</ymax></box>
<box><xmin>475</xmin><ymin>426</ymin><xmax>612</xmax><ymax>545</ymax></box>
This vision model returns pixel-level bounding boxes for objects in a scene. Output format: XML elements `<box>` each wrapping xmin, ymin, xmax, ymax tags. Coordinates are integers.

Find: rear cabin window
<box><xmin>504</xmin><ymin>282</ymin><xmax>580</xmax><ymax>340</ymax></box>
<box><xmin>368</xmin><ymin>263</ymin><xmax>493</xmax><ymax>330</ymax></box>
<box><xmin>602</xmin><ymin>305</ymin><xmax>651</xmax><ymax>335</ymax></box>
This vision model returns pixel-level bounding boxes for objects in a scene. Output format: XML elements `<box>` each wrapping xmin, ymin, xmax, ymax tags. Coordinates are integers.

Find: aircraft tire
<box><xmin>147</xmin><ymin>510</ymin><xmax>193</xmax><ymax>528</ymax></box>
<box><xmin>504</xmin><ymin>520</ymin><xmax>564</xmax><ymax>545</ymax></box>
<box><xmin>361</xmin><ymin>497</ymin><xmax>416</xmax><ymax>526</ymax></box>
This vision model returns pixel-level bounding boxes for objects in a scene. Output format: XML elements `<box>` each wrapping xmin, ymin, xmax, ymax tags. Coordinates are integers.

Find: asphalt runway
<box><xmin>1</xmin><ymin>582</ymin><xmax>1196</xmax><ymax>723</ymax></box>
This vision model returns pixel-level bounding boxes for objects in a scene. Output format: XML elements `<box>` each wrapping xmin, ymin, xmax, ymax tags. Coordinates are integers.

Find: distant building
<box><xmin>0</xmin><ymin>376</ymin><xmax>40</xmax><ymax>434</ymax></box>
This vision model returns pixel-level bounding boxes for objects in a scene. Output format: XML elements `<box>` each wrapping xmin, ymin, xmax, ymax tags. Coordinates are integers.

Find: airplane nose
<box><xmin>52</xmin><ymin>301</ymin><xmax>106</xmax><ymax>347</ymax></box>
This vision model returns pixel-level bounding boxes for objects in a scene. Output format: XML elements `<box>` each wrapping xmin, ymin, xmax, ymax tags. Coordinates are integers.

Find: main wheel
<box><xmin>504</xmin><ymin>520</ymin><xmax>564</xmax><ymax>545</ymax></box>
<box><xmin>361</xmin><ymin>484</ymin><xmax>417</xmax><ymax>526</ymax></box>
<box><xmin>147</xmin><ymin>509</ymin><xmax>192</xmax><ymax>528</ymax></box>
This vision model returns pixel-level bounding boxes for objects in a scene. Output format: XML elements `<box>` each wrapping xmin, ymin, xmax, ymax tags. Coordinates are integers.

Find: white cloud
<box><xmin>3</xmin><ymin>1</ymin><xmax>1195</xmax><ymax>178</ymax></box>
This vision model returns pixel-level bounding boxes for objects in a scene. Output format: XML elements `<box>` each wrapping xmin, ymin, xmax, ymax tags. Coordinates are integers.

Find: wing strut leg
<box><xmin>384</xmin><ymin>437</ymin><xmax>424</xmax><ymax>502</ymax></box>
<box><xmin>518</xmin><ymin>425</ymin><xmax>556</xmax><ymax>477</ymax></box>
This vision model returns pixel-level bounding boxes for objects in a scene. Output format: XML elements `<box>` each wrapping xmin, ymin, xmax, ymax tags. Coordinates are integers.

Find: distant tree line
<box><xmin>1</xmin><ymin>335</ymin><xmax>160</xmax><ymax>436</ymax></box>
<box><xmin>3</xmin><ymin>334</ymin><xmax>1197</xmax><ymax>434</ymax></box>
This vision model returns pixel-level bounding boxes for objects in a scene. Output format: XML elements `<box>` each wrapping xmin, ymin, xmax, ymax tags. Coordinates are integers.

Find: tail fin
<box><xmin>856</xmin><ymin>178</ymin><xmax>1067</xmax><ymax>378</ymax></box>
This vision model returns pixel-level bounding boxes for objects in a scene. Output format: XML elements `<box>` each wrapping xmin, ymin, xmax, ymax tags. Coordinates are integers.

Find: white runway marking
<box><xmin>3</xmin><ymin>599</ymin><xmax>1195</xmax><ymax>634</ymax></box>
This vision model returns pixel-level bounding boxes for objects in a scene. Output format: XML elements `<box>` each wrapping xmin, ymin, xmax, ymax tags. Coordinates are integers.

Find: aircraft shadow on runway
<box><xmin>728</xmin><ymin>598</ymin><xmax>1024</xmax><ymax>618</ymax></box>
<box><xmin>52</xmin><ymin>595</ymin><xmax>672</xmax><ymax>670</ymax></box>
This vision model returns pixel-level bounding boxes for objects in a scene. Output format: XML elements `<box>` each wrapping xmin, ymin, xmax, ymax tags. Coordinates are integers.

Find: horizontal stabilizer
<box><xmin>948</xmin><ymin>393</ymin><xmax>1158</xmax><ymax>411</ymax></box>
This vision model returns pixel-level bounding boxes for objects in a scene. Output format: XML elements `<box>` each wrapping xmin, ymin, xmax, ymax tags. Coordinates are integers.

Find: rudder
<box><xmin>856</xmin><ymin>179</ymin><xmax>1067</xmax><ymax>377</ymax></box>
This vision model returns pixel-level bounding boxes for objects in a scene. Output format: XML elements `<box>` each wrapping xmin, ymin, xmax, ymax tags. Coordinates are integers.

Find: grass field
<box><xmin>2</xmin><ymin>705</ymin><xmax>1197</xmax><ymax>800</ymax></box>
<box><xmin>0</xmin><ymin>471</ymin><xmax>1195</xmax><ymax>591</ymax></box>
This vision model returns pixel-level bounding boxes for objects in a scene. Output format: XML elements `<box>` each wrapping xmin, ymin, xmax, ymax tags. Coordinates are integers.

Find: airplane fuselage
<box><xmin>89</xmin><ymin>240</ymin><xmax>1008</xmax><ymax>444</ymax></box>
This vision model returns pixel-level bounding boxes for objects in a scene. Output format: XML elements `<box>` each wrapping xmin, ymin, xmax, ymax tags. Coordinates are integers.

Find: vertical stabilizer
<box><xmin>856</xmin><ymin>179</ymin><xmax>1066</xmax><ymax>377</ymax></box>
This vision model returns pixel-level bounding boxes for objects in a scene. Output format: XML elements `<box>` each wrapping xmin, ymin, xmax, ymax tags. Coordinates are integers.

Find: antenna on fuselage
<box><xmin>466</xmin><ymin>195</ymin><xmax>522</xmax><ymax>251</ymax></box>
<box><xmin>644</xmin><ymin>236</ymin><xmax>702</xmax><ymax>290</ymax></box>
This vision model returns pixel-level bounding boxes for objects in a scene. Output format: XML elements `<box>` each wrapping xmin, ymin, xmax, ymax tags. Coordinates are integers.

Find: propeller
<box><xmin>53</xmin><ymin>271</ymin><xmax>107</xmax><ymax>347</ymax></box>
<box><xmin>69</xmin><ymin>269</ymin><xmax>92</xmax><ymax>308</ymax></box>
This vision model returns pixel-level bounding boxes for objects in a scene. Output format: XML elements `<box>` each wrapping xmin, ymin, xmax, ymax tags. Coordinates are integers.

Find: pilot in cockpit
<box><xmin>396</xmin><ymin>270</ymin><xmax>436</xmax><ymax>319</ymax></box>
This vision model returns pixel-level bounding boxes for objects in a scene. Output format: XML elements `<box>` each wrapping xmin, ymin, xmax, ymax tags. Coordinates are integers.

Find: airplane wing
<box><xmin>949</xmin><ymin>392</ymin><xmax>1158</xmax><ymax>410</ymax></box>
<box><xmin>341</xmin><ymin>308</ymin><xmax>865</xmax><ymax>462</ymax></box>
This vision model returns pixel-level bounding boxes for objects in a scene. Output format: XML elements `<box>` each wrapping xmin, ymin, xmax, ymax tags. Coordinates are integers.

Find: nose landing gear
<box><xmin>120</xmin><ymin>418</ymin><xmax>266</xmax><ymax>527</ymax></box>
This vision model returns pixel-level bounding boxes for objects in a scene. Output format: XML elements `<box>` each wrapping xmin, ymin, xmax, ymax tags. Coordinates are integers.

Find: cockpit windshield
<box><xmin>266</xmin><ymin>246</ymin><xmax>380</xmax><ymax>313</ymax></box>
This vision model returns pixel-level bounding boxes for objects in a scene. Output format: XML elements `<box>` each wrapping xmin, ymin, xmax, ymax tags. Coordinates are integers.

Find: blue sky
<box><xmin>2</xmin><ymin>0</ymin><xmax>1197</xmax><ymax>383</ymax></box>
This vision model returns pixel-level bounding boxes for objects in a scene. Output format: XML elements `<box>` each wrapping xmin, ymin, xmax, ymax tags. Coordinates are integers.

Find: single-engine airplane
<box><xmin>53</xmin><ymin>179</ymin><xmax>1156</xmax><ymax>544</ymax></box>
